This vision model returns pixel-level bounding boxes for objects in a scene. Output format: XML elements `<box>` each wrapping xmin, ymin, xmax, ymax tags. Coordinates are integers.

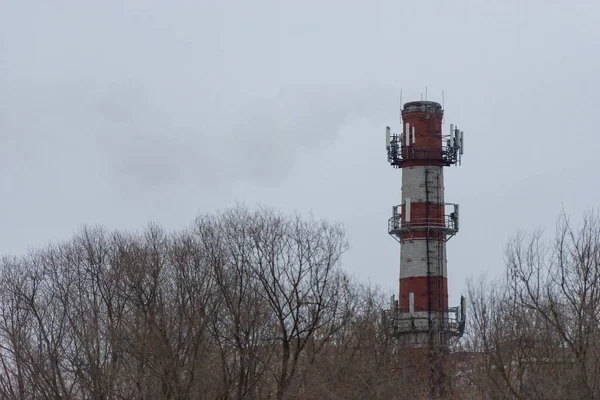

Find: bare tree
<box><xmin>243</xmin><ymin>207</ymin><xmax>350</xmax><ymax>399</ymax></box>
<box><xmin>297</xmin><ymin>281</ymin><xmax>400</xmax><ymax>398</ymax></box>
<box><xmin>459</xmin><ymin>209</ymin><xmax>600</xmax><ymax>399</ymax></box>
<box><xmin>0</xmin><ymin>257</ymin><xmax>34</xmax><ymax>400</ymax></box>
<box><xmin>117</xmin><ymin>223</ymin><xmax>222</xmax><ymax>399</ymax></box>
<box><xmin>0</xmin><ymin>204</ymin><xmax>389</xmax><ymax>399</ymax></box>
<box><xmin>189</xmin><ymin>205</ymin><xmax>353</xmax><ymax>399</ymax></box>
<box><xmin>192</xmin><ymin>208</ymin><xmax>275</xmax><ymax>399</ymax></box>
<box><xmin>506</xmin><ymin>210</ymin><xmax>600</xmax><ymax>398</ymax></box>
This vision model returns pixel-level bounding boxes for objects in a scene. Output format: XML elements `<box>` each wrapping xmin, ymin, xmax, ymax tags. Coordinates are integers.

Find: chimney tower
<box><xmin>384</xmin><ymin>99</ymin><xmax>466</xmax><ymax>395</ymax></box>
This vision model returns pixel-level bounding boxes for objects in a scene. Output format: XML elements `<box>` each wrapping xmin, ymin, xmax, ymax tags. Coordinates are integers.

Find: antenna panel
<box><xmin>405</xmin><ymin>198</ymin><xmax>411</xmax><ymax>223</ymax></box>
<box><xmin>455</xmin><ymin>204</ymin><xmax>459</xmax><ymax>231</ymax></box>
<box><xmin>454</xmin><ymin>127</ymin><xmax>459</xmax><ymax>152</ymax></box>
<box><xmin>386</xmin><ymin>126</ymin><xmax>391</xmax><ymax>149</ymax></box>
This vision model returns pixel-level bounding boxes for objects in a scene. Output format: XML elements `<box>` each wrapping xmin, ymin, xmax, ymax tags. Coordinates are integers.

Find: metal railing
<box><xmin>387</xmin><ymin>143</ymin><xmax>459</xmax><ymax>167</ymax></box>
<box><xmin>395</xmin><ymin>316</ymin><xmax>460</xmax><ymax>334</ymax></box>
<box><xmin>389</xmin><ymin>215</ymin><xmax>457</xmax><ymax>230</ymax></box>
<box><xmin>382</xmin><ymin>309</ymin><xmax>466</xmax><ymax>338</ymax></box>
<box><xmin>388</xmin><ymin>213</ymin><xmax>459</xmax><ymax>240</ymax></box>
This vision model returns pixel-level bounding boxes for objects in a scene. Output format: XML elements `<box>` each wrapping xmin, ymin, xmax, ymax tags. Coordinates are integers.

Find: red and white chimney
<box><xmin>385</xmin><ymin>100</ymin><xmax>466</xmax><ymax>347</ymax></box>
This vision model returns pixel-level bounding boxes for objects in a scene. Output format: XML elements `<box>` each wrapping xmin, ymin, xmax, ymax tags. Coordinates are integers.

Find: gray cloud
<box><xmin>1</xmin><ymin>0</ymin><xmax>599</xmax><ymax>303</ymax></box>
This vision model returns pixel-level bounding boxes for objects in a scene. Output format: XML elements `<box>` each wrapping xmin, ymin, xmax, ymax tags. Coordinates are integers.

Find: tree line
<box><xmin>459</xmin><ymin>210</ymin><xmax>600</xmax><ymax>399</ymax></box>
<box><xmin>0</xmin><ymin>205</ymin><xmax>599</xmax><ymax>399</ymax></box>
<box><xmin>0</xmin><ymin>206</ymin><xmax>413</xmax><ymax>399</ymax></box>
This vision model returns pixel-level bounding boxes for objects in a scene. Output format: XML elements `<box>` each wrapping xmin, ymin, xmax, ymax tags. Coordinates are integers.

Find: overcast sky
<box><xmin>1</xmin><ymin>0</ymin><xmax>599</xmax><ymax>305</ymax></box>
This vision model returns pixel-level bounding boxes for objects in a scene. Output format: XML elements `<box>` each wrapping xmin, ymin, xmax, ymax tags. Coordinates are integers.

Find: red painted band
<box><xmin>401</xmin><ymin>202</ymin><xmax>446</xmax><ymax>226</ymax></box>
<box><xmin>399</xmin><ymin>276</ymin><xmax>448</xmax><ymax>312</ymax></box>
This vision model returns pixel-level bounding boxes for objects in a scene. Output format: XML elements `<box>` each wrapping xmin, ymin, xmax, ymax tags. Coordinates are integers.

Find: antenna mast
<box><xmin>442</xmin><ymin>90</ymin><xmax>445</xmax><ymax>124</ymax></box>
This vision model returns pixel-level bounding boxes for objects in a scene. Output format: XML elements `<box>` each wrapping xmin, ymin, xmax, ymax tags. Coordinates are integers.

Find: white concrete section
<box><xmin>398</xmin><ymin>310</ymin><xmax>449</xmax><ymax>321</ymax></box>
<box><xmin>401</xmin><ymin>166</ymin><xmax>444</xmax><ymax>204</ymax></box>
<box><xmin>400</xmin><ymin>240</ymin><xmax>447</xmax><ymax>278</ymax></box>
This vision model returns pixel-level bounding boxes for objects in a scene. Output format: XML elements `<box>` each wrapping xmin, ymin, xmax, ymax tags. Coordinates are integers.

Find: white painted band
<box><xmin>401</xmin><ymin>166</ymin><xmax>444</xmax><ymax>204</ymax></box>
<box><xmin>400</xmin><ymin>239</ymin><xmax>447</xmax><ymax>278</ymax></box>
